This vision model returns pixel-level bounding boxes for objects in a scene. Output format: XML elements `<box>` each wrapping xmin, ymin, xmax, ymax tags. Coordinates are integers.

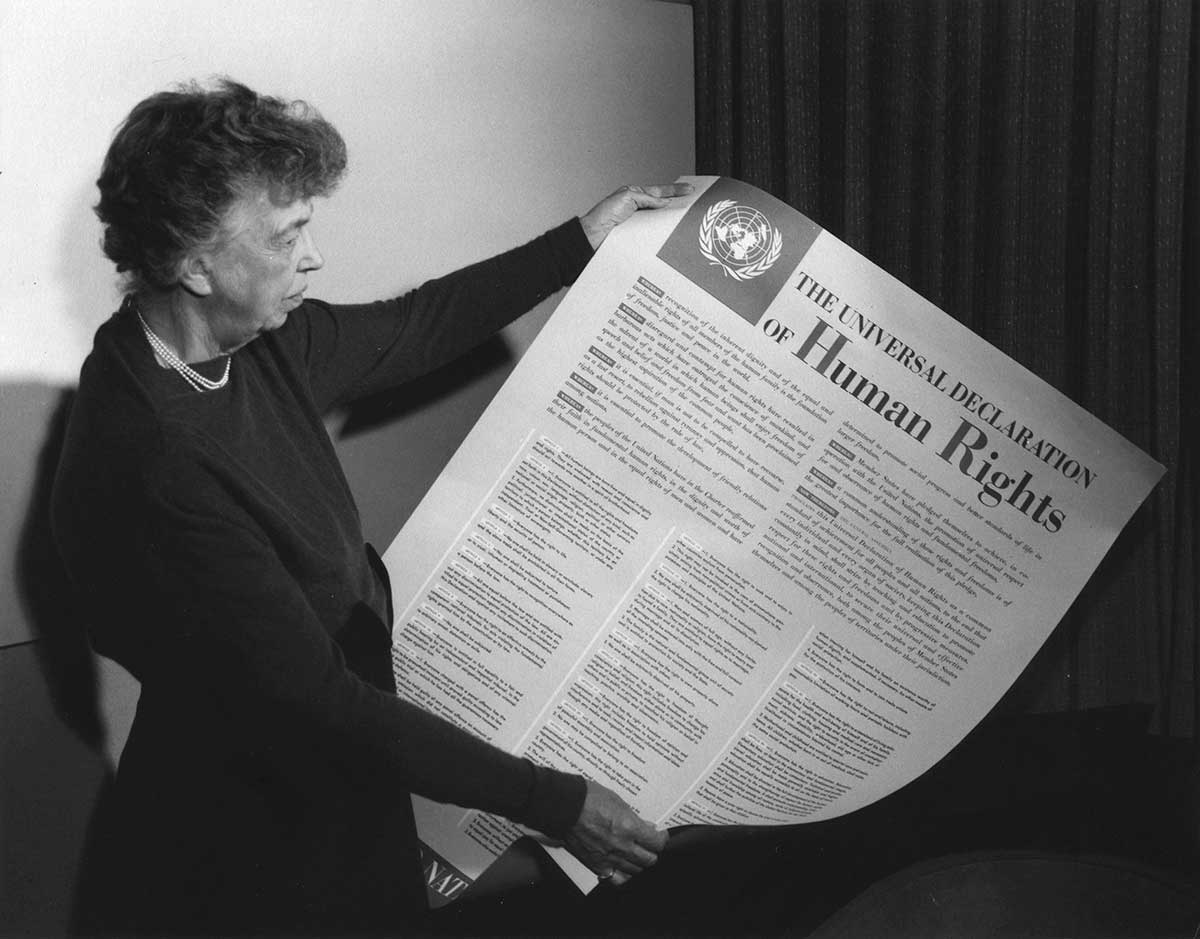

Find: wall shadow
<box><xmin>2</xmin><ymin>381</ymin><xmax>113</xmax><ymax>935</ymax></box>
<box><xmin>336</xmin><ymin>332</ymin><xmax>515</xmax><ymax>439</ymax></box>
<box><xmin>13</xmin><ymin>385</ymin><xmax>104</xmax><ymax>752</ymax></box>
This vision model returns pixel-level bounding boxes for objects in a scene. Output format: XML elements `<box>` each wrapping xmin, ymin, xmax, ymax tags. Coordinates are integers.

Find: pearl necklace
<box><xmin>137</xmin><ymin>311</ymin><xmax>231</xmax><ymax>393</ymax></box>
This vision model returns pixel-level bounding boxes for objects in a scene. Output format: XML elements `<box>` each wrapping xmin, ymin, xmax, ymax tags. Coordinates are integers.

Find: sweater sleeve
<box><xmin>137</xmin><ymin>447</ymin><xmax>586</xmax><ymax>838</ymax></box>
<box><xmin>288</xmin><ymin>217</ymin><xmax>594</xmax><ymax>411</ymax></box>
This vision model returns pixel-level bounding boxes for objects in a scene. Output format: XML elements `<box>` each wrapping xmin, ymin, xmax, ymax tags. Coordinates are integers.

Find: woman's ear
<box><xmin>178</xmin><ymin>254</ymin><xmax>213</xmax><ymax>297</ymax></box>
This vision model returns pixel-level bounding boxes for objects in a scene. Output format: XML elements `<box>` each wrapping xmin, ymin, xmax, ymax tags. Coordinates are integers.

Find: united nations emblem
<box><xmin>698</xmin><ymin>200</ymin><xmax>783</xmax><ymax>281</ymax></box>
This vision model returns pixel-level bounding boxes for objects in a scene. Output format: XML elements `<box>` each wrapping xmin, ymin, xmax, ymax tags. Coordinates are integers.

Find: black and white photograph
<box><xmin>1</xmin><ymin>2</ymin><xmax>1196</xmax><ymax>936</ymax></box>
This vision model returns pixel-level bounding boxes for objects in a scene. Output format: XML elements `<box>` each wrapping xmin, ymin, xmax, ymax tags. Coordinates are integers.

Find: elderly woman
<box><xmin>52</xmin><ymin>79</ymin><xmax>684</xmax><ymax>935</ymax></box>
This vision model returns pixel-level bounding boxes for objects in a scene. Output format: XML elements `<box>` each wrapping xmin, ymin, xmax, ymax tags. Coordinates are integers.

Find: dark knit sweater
<box><xmin>52</xmin><ymin>219</ymin><xmax>593</xmax><ymax>935</ymax></box>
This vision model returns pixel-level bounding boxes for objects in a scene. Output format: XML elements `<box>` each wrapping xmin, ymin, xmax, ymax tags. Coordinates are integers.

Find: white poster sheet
<box><xmin>383</xmin><ymin>177</ymin><xmax>1164</xmax><ymax>903</ymax></box>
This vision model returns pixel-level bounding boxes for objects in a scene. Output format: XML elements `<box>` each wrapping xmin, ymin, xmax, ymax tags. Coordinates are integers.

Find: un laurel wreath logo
<box><xmin>698</xmin><ymin>200</ymin><xmax>783</xmax><ymax>281</ymax></box>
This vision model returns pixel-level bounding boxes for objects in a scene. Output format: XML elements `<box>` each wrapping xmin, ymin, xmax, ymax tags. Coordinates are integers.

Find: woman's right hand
<box><xmin>563</xmin><ymin>779</ymin><xmax>668</xmax><ymax>886</ymax></box>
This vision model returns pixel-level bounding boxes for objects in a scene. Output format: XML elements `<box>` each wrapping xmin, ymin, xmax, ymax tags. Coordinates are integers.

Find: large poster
<box><xmin>383</xmin><ymin>177</ymin><xmax>1164</xmax><ymax>901</ymax></box>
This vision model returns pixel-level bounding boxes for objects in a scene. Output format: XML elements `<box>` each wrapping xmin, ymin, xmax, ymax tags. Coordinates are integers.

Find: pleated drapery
<box><xmin>694</xmin><ymin>0</ymin><xmax>1198</xmax><ymax>735</ymax></box>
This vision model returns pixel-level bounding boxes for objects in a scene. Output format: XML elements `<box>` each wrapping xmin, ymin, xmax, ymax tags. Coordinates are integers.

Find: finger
<box><xmin>638</xmin><ymin>824</ymin><xmax>669</xmax><ymax>853</ymax></box>
<box><xmin>616</xmin><ymin>182</ymin><xmax>692</xmax><ymax>211</ymax></box>
<box><xmin>595</xmin><ymin>852</ymin><xmax>649</xmax><ymax>880</ymax></box>
<box><xmin>594</xmin><ymin>861</ymin><xmax>639</xmax><ymax>882</ymax></box>
<box><xmin>590</xmin><ymin>837</ymin><xmax>660</xmax><ymax>878</ymax></box>
<box><xmin>613</xmin><ymin>185</ymin><xmax>664</xmax><ymax>210</ymax></box>
<box><xmin>594</xmin><ymin>865</ymin><xmax>633</xmax><ymax>887</ymax></box>
<box><xmin>629</xmin><ymin>191</ymin><xmax>672</xmax><ymax>210</ymax></box>
<box><xmin>640</xmin><ymin>182</ymin><xmax>694</xmax><ymax>199</ymax></box>
<box><xmin>612</xmin><ymin>841</ymin><xmax>660</xmax><ymax>870</ymax></box>
<box><xmin>621</xmin><ymin>816</ymin><xmax>668</xmax><ymax>853</ymax></box>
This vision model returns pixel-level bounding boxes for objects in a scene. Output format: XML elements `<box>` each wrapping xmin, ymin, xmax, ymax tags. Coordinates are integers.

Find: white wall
<box><xmin>0</xmin><ymin>0</ymin><xmax>693</xmax><ymax>383</ymax></box>
<box><xmin>0</xmin><ymin>0</ymin><xmax>694</xmax><ymax>642</ymax></box>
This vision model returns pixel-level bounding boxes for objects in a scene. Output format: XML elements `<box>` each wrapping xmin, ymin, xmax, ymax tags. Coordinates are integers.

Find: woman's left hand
<box><xmin>579</xmin><ymin>182</ymin><xmax>694</xmax><ymax>250</ymax></box>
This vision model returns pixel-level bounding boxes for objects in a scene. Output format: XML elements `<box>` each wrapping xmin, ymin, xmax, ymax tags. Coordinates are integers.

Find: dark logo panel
<box><xmin>657</xmin><ymin>178</ymin><xmax>822</xmax><ymax>326</ymax></box>
<box><xmin>420</xmin><ymin>839</ymin><xmax>473</xmax><ymax>908</ymax></box>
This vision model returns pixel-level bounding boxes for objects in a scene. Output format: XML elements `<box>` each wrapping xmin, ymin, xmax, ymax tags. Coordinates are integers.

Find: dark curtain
<box><xmin>694</xmin><ymin>0</ymin><xmax>1199</xmax><ymax>736</ymax></box>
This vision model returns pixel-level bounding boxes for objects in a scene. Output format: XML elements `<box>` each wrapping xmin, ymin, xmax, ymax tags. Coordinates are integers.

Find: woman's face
<box><xmin>198</xmin><ymin>188</ymin><xmax>324</xmax><ymax>353</ymax></box>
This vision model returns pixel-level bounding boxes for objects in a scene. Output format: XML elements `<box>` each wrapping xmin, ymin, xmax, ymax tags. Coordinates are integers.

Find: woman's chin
<box><xmin>272</xmin><ymin>296</ymin><xmax>303</xmax><ymax>326</ymax></box>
